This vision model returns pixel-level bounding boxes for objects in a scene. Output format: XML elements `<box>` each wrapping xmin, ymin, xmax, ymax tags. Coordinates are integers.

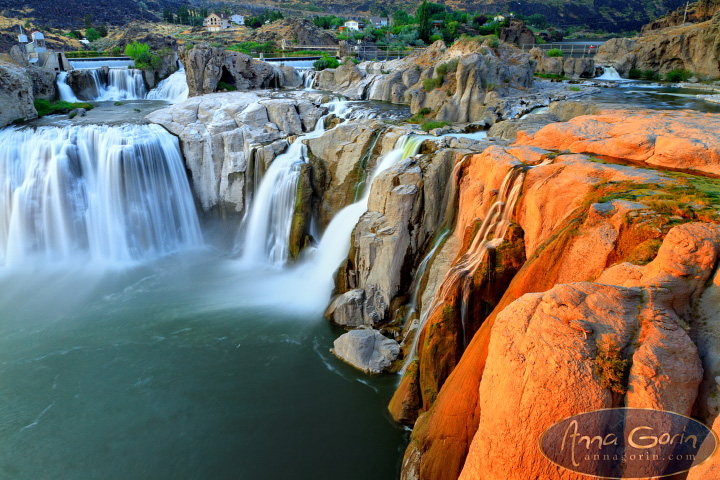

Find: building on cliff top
<box><xmin>205</xmin><ymin>13</ymin><xmax>231</xmax><ymax>32</ymax></box>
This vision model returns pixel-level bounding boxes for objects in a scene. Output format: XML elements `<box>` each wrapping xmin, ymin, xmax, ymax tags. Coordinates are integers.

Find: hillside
<box><xmin>0</xmin><ymin>0</ymin><xmax>688</xmax><ymax>33</ymax></box>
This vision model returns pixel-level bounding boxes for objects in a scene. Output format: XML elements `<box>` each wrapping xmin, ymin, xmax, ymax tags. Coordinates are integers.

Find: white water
<box><xmin>59</xmin><ymin>67</ymin><xmax>188</xmax><ymax>103</ymax></box>
<box><xmin>147</xmin><ymin>67</ymin><xmax>189</xmax><ymax>103</ymax></box>
<box><xmin>56</xmin><ymin>72</ymin><xmax>80</xmax><ymax>102</ymax></box>
<box><xmin>69</xmin><ymin>59</ymin><xmax>135</xmax><ymax>69</ymax></box>
<box><xmin>596</xmin><ymin>66</ymin><xmax>623</xmax><ymax>81</ymax></box>
<box><xmin>239</xmin><ymin>101</ymin><xmax>352</xmax><ymax>267</ymax></box>
<box><xmin>0</xmin><ymin>124</ymin><xmax>202</xmax><ymax>267</ymax></box>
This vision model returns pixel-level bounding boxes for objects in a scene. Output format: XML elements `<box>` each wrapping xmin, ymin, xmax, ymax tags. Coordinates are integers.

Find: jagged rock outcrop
<box><xmin>499</xmin><ymin>20</ymin><xmax>535</xmax><ymax>46</ymax></box>
<box><xmin>642</xmin><ymin>0</ymin><xmax>720</xmax><ymax>33</ymax></box>
<box><xmin>179</xmin><ymin>44</ymin><xmax>285</xmax><ymax>96</ymax></box>
<box><xmin>531</xmin><ymin>47</ymin><xmax>595</xmax><ymax>78</ymax></box>
<box><xmin>147</xmin><ymin>92</ymin><xmax>326</xmax><ymax>213</ymax></box>
<box><xmin>66</xmin><ymin>67</ymin><xmax>109</xmax><ymax>100</ymax></box>
<box><xmin>313</xmin><ymin>38</ymin><xmax>535</xmax><ymax>123</ymax></box>
<box><xmin>460</xmin><ymin>223</ymin><xmax>717</xmax><ymax>479</ymax></box>
<box><xmin>596</xmin><ymin>11</ymin><xmax>720</xmax><ymax>78</ymax></box>
<box><xmin>332</xmin><ymin>328</ymin><xmax>400</xmax><ymax>373</ymax></box>
<box><xmin>398</xmin><ymin>108</ymin><xmax>720</xmax><ymax>480</ymax></box>
<box><xmin>0</xmin><ymin>61</ymin><xmax>37</xmax><ymax>127</ymax></box>
<box><xmin>26</xmin><ymin>65</ymin><xmax>57</xmax><ymax>101</ymax></box>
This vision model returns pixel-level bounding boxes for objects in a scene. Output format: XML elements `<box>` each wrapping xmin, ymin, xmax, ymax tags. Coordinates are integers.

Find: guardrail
<box><xmin>519</xmin><ymin>43</ymin><xmax>598</xmax><ymax>57</ymax></box>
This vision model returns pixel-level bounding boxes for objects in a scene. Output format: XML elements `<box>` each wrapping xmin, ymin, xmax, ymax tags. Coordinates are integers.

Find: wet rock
<box><xmin>324</xmin><ymin>289</ymin><xmax>367</xmax><ymax>327</ymax></box>
<box><xmin>332</xmin><ymin>328</ymin><xmax>400</xmax><ymax>374</ymax></box>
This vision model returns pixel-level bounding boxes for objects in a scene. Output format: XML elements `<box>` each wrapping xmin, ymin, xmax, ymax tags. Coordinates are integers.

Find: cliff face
<box><xmin>0</xmin><ymin>61</ymin><xmax>38</xmax><ymax>128</ymax></box>
<box><xmin>397</xmin><ymin>108</ymin><xmax>720</xmax><ymax>480</ymax></box>
<box><xmin>595</xmin><ymin>10</ymin><xmax>720</xmax><ymax>78</ymax></box>
<box><xmin>313</xmin><ymin>39</ymin><xmax>535</xmax><ymax>124</ymax></box>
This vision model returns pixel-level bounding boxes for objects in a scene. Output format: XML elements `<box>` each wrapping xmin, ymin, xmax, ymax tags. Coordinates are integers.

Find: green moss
<box><xmin>421</xmin><ymin>121</ymin><xmax>450</xmax><ymax>131</ymax></box>
<box><xmin>34</xmin><ymin>99</ymin><xmax>94</xmax><ymax>118</ymax></box>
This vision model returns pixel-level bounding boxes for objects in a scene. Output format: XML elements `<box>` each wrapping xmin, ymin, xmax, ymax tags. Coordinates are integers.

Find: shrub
<box><xmin>217</xmin><ymin>81</ymin><xmax>236</xmax><ymax>91</ymax></box>
<box><xmin>628</xmin><ymin>68</ymin><xmax>642</xmax><ymax>79</ymax></box>
<box><xmin>124</xmin><ymin>41</ymin><xmax>162</xmax><ymax>71</ymax></box>
<box><xmin>569</xmin><ymin>86</ymin><xmax>580</xmax><ymax>91</ymax></box>
<box><xmin>313</xmin><ymin>52</ymin><xmax>339</xmax><ymax>71</ymax></box>
<box><xmin>418</xmin><ymin>107</ymin><xmax>432</xmax><ymax>116</ymax></box>
<box><xmin>642</xmin><ymin>69</ymin><xmax>657</xmax><ymax>81</ymax></box>
<box><xmin>421</xmin><ymin>120</ymin><xmax>450</xmax><ymax>131</ymax></box>
<box><xmin>666</xmin><ymin>68</ymin><xmax>691</xmax><ymax>83</ymax></box>
<box><xmin>34</xmin><ymin>99</ymin><xmax>94</xmax><ymax>117</ymax></box>
<box><xmin>595</xmin><ymin>339</ymin><xmax>627</xmax><ymax>394</ymax></box>
<box><xmin>487</xmin><ymin>37</ymin><xmax>499</xmax><ymax>49</ymax></box>
<box><xmin>546</xmin><ymin>48</ymin><xmax>564</xmax><ymax>57</ymax></box>
<box><xmin>436</xmin><ymin>58</ymin><xmax>459</xmax><ymax>76</ymax></box>
<box><xmin>430</xmin><ymin>34</ymin><xmax>443</xmax><ymax>43</ymax></box>
<box><xmin>111</xmin><ymin>46</ymin><xmax>122</xmax><ymax>57</ymax></box>
<box><xmin>85</xmin><ymin>27</ymin><xmax>100</xmax><ymax>42</ymax></box>
<box><xmin>422</xmin><ymin>74</ymin><xmax>443</xmax><ymax>92</ymax></box>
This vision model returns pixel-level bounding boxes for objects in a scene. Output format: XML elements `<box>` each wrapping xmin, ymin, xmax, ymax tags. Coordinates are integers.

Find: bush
<box><xmin>421</xmin><ymin>120</ymin><xmax>450</xmax><ymax>131</ymax></box>
<box><xmin>313</xmin><ymin>52</ymin><xmax>340</xmax><ymax>71</ymax></box>
<box><xmin>628</xmin><ymin>68</ymin><xmax>642</xmax><ymax>79</ymax></box>
<box><xmin>217</xmin><ymin>81</ymin><xmax>236</xmax><ymax>91</ymax></box>
<box><xmin>422</xmin><ymin>74</ymin><xmax>444</xmax><ymax>92</ymax></box>
<box><xmin>436</xmin><ymin>58</ymin><xmax>459</xmax><ymax>76</ymax></box>
<box><xmin>486</xmin><ymin>36</ymin><xmax>499</xmax><ymax>49</ymax></box>
<box><xmin>642</xmin><ymin>69</ymin><xmax>658</xmax><ymax>81</ymax></box>
<box><xmin>34</xmin><ymin>99</ymin><xmax>94</xmax><ymax>117</ymax></box>
<box><xmin>418</xmin><ymin>107</ymin><xmax>432</xmax><ymax>116</ymax></box>
<box><xmin>430</xmin><ymin>34</ymin><xmax>443</xmax><ymax>43</ymax></box>
<box><xmin>546</xmin><ymin>48</ymin><xmax>564</xmax><ymax>57</ymax></box>
<box><xmin>595</xmin><ymin>339</ymin><xmax>627</xmax><ymax>394</ymax></box>
<box><xmin>111</xmin><ymin>46</ymin><xmax>122</xmax><ymax>57</ymax></box>
<box><xmin>124</xmin><ymin>41</ymin><xmax>162</xmax><ymax>71</ymax></box>
<box><xmin>666</xmin><ymin>68</ymin><xmax>691</xmax><ymax>83</ymax></box>
<box><xmin>85</xmin><ymin>28</ymin><xmax>100</xmax><ymax>42</ymax></box>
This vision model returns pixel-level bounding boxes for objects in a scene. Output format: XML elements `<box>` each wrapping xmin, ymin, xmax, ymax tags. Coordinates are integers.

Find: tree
<box><xmin>85</xmin><ymin>27</ymin><xmax>100</xmax><ymax>42</ymax></box>
<box><xmin>97</xmin><ymin>24</ymin><xmax>108</xmax><ymax>37</ymax></box>
<box><xmin>416</xmin><ymin>1</ymin><xmax>432</xmax><ymax>44</ymax></box>
<box><xmin>138</xmin><ymin>1</ymin><xmax>147</xmax><ymax>21</ymax></box>
<box><xmin>85</xmin><ymin>14</ymin><xmax>92</xmax><ymax>29</ymax></box>
<box><xmin>472</xmin><ymin>14</ymin><xmax>487</xmax><ymax>28</ymax></box>
<box><xmin>393</xmin><ymin>10</ymin><xmax>411</xmax><ymax>26</ymax></box>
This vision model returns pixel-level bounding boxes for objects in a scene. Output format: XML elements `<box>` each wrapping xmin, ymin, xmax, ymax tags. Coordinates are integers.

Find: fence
<box><xmin>519</xmin><ymin>43</ymin><xmax>598</xmax><ymax>57</ymax></box>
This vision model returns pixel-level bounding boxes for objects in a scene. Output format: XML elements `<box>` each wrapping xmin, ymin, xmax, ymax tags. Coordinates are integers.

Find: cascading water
<box><xmin>147</xmin><ymin>67</ymin><xmax>189</xmax><ymax>103</ymax></box>
<box><xmin>400</xmin><ymin>160</ymin><xmax>543</xmax><ymax>374</ymax></box>
<box><xmin>596</xmin><ymin>66</ymin><xmax>623</xmax><ymax>81</ymax></box>
<box><xmin>56</xmin><ymin>71</ymin><xmax>80</xmax><ymax>102</ymax></box>
<box><xmin>400</xmin><ymin>156</ymin><xmax>469</xmax><ymax>331</ymax></box>
<box><xmin>0</xmin><ymin>124</ymin><xmax>202</xmax><ymax>267</ymax></box>
<box><xmin>238</xmin><ymin>101</ymin><xmax>352</xmax><ymax>267</ymax></box>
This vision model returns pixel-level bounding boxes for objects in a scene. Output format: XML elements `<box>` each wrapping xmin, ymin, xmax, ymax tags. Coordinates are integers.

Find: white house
<box><xmin>343</xmin><ymin>20</ymin><xmax>361</xmax><ymax>31</ymax></box>
<box><xmin>493</xmin><ymin>15</ymin><xmax>506</xmax><ymax>22</ymax></box>
<box><xmin>369</xmin><ymin>16</ymin><xmax>388</xmax><ymax>27</ymax></box>
<box><xmin>231</xmin><ymin>14</ymin><xmax>245</xmax><ymax>25</ymax></box>
<box><xmin>205</xmin><ymin>13</ymin><xmax>231</xmax><ymax>32</ymax></box>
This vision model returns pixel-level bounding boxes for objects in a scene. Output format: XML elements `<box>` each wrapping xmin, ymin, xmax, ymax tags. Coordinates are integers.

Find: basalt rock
<box><xmin>531</xmin><ymin>47</ymin><xmax>595</xmax><ymax>78</ymax></box>
<box><xmin>499</xmin><ymin>20</ymin><xmax>535</xmax><ymax>46</ymax></box>
<box><xmin>179</xmin><ymin>44</ymin><xmax>285</xmax><ymax>96</ymax></box>
<box><xmin>26</xmin><ymin>65</ymin><xmax>57</xmax><ymax>101</ymax></box>
<box><xmin>0</xmin><ymin>61</ymin><xmax>37</xmax><ymax>127</ymax></box>
<box><xmin>596</xmin><ymin>13</ymin><xmax>720</xmax><ymax>79</ymax></box>
<box><xmin>332</xmin><ymin>328</ymin><xmax>401</xmax><ymax>374</ymax></box>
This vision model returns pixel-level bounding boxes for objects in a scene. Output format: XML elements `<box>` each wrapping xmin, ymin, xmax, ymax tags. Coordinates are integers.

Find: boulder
<box><xmin>26</xmin><ymin>66</ymin><xmax>57</xmax><ymax>101</ymax></box>
<box><xmin>324</xmin><ymin>289</ymin><xmax>367</xmax><ymax>327</ymax></box>
<box><xmin>0</xmin><ymin>61</ymin><xmax>37</xmax><ymax>127</ymax></box>
<box><xmin>332</xmin><ymin>328</ymin><xmax>400</xmax><ymax>373</ymax></box>
<box><xmin>499</xmin><ymin>20</ymin><xmax>535</xmax><ymax>46</ymax></box>
<box><xmin>179</xmin><ymin>44</ymin><xmax>284</xmax><ymax>96</ymax></box>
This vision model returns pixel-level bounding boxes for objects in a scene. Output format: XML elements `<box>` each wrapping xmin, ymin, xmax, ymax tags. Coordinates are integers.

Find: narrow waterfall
<box><xmin>597</xmin><ymin>66</ymin><xmax>623</xmax><ymax>81</ymax></box>
<box><xmin>146</xmin><ymin>67</ymin><xmax>189</xmax><ymax>103</ymax></box>
<box><xmin>400</xmin><ymin>163</ymin><xmax>530</xmax><ymax>374</ymax></box>
<box><xmin>0</xmin><ymin>124</ymin><xmax>202</xmax><ymax>267</ymax></box>
<box><xmin>237</xmin><ymin>100</ymin><xmax>353</xmax><ymax>267</ymax></box>
<box><xmin>57</xmin><ymin>72</ymin><xmax>80</xmax><ymax>102</ymax></box>
<box><xmin>401</xmin><ymin>156</ymin><xmax>469</xmax><ymax>329</ymax></box>
<box><xmin>303</xmin><ymin>70</ymin><xmax>317</xmax><ymax>89</ymax></box>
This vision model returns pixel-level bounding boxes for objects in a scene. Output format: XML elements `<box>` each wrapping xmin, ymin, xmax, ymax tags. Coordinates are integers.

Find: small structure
<box><xmin>493</xmin><ymin>15</ymin><xmax>506</xmax><ymax>22</ymax></box>
<box><xmin>205</xmin><ymin>13</ymin><xmax>231</xmax><ymax>32</ymax></box>
<box><xmin>343</xmin><ymin>20</ymin><xmax>363</xmax><ymax>31</ymax></box>
<box><xmin>27</xmin><ymin>31</ymin><xmax>47</xmax><ymax>53</ymax></box>
<box><xmin>230</xmin><ymin>14</ymin><xmax>245</xmax><ymax>25</ymax></box>
<box><xmin>368</xmin><ymin>16</ymin><xmax>388</xmax><ymax>27</ymax></box>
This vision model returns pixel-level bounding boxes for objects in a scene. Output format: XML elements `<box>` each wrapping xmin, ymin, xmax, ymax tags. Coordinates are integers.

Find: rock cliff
<box><xmin>596</xmin><ymin>11</ymin><xmax>720</xmax><ymax>78</ymax></box>
<box><xmin>0</xmin><ymin>60</ymin><xmax>37</xmax><ymax>127</ymax></box>
<box><xmin>395</xmin><ymin>108</ymin><xmax>720</xmax><ymax>480</ymax></box>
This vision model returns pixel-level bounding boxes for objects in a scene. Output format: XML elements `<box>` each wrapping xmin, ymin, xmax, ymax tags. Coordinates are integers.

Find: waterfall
<box><xmin>597</xmin><ymin>66</ymin><xmax>623</xmax><ymax>81</ymax></box>
<box><xmin>400</xmin><ymin>161</ymin><xmax>540</xmax><ymax>374</ymax></box>
<box><xmin>303</xmin><ymin>70</ymin><xmax>317</xmax><ymax>89</ymax></box>
<box><xmin>97</xmin><ymin>69</ymin><xmax>147</xmax><ymax>101</ymax></box>
<box><xmin>400</xmin><ymin>156</ymin><xmax>468</xmax><ymax>332</ymax></box>
<box><xmin>0</xmin><ymin>124</ymin><xmax>202</xmax><ymax>267</ymax></box>
<box><xmin>146</xmin><ymin>67</ymin><xmax>189</xmax><ymax>103</ymax></box>
<box><xmin>57</xmin><ymin>72</ymin><xmax>80</xmax><ymax>102</ymax></box>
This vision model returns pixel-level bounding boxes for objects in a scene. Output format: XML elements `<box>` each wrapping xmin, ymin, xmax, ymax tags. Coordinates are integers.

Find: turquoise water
<box><xmin>0</xmin><ymin>251</ymin><xmax>407</xmax><ymax>479</ymax></box>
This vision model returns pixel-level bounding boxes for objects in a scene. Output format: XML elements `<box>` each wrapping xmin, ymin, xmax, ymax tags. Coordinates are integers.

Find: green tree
<box><xmin>85</xmin><ymin>27</ymin><xmax>100</xmax><ymax>42</ymax></box>
<box><xmin>393</xmin><ymin>10</ymin><xmax>411</xmax><ymax>26</ymax></box>
<box><xmin>85</xmin><ymin>14</ymin><xmax>92</xmax><ymax>29</ymax></box>
<box><xmin>97</xmin><ymin>24</ymin><xmax>108</xmax><ymax>37</ymax></box>
<box><xmin>416</xmin><ymin>1</ymin><xmax>432</xmax><ymax>43</ymax></box>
